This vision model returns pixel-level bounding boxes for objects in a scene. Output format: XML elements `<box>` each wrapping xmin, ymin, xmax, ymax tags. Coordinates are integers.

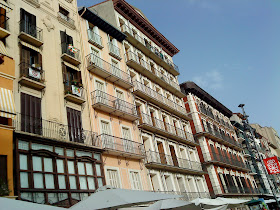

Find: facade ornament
<box><xmin>43</xmin><ymin>15</ymin><xmax>55</xmax><ymax>32</ymax></box>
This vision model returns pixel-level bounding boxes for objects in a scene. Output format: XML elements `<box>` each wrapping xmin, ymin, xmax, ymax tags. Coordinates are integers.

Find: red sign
<box><xmin>263</xmin><ymin>156</ymin><xmax>280</xmax><ymax>174</ymax></box>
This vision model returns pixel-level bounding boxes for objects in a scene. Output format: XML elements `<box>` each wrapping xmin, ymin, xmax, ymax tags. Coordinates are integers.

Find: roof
<box><xmin>78</xmin><ymin>7</ymin><xmax>127</xmax><ymax>42</ymax></box>
<box><xmin>180</xmin><ymin>81</ymin><xmax>233</xmax><ymax>118</ymax></box>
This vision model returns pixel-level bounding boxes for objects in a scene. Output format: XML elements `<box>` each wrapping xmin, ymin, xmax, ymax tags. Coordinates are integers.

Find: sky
<box><xmin>78</xmin><ymin>0</ymin><xmax>280</xmax><ymax>133</ymax></box>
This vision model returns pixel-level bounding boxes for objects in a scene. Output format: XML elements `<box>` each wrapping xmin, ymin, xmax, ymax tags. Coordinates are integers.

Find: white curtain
<box><xmin>58</xmin><ymin>175</ymin><xmax>66</xmax><ymax>189</ymax></box>
<box><xmin>86</xmin><ymin>163</ymin><xmax>93</xmax><ymax>176</ymax></box>
<box><xmin>88</xmin><ymin>177</ymin><xmax>95</xmax><ymax>190</ymax></box>
<box><xmin>20</xmin><ymin>154</ymin><xmax>28</xmax><ymax>170</ymax></box>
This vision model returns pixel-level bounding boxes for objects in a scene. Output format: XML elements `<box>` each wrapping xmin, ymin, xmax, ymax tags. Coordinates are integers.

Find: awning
<box><xmin>0</xmin><ymin>40</ymin><xmax>8</xmax><ymax>56</ymax></box>
<box><xmin>0</xmin><ymin>87</ymin><xmax>16</xmax><ymax>119</ymax></box>
<box><xmin>0</xmin><ymin>0</ymin><xmax>12</xmax><ymax>12</ymax></box>
<box><xmin>20</xmin><ymin>41</ymin><xmax>41</xmax><ymax>53</ymax></box>
<box><xmin>63</xmin><ymin>61</ymin><xmax>80</xmax><ymax>71</ymax></box>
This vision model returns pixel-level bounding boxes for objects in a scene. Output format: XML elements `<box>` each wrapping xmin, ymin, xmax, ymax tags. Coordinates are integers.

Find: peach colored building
<box><xmin>79</xmin><ymin>7</ymin><xmax>150</xmax><ymax>191</ymax></box>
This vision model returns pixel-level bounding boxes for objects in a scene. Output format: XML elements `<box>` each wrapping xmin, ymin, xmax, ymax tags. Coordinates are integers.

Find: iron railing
<box><xmin>19</xmin><ymin>62</ymin><xmax>44</xmax><ymax>83</ymax></box>
<box><xmin>99</xmin><ymin>133</ymin><xmax>145</xmax><ymax>156</ymax></box>
<box><xmin>213</xmin><ymin>185</ymin><xmax>259</xmax><ymax>195</ymax></box>
<box><xmin>0</xmin><ymin>15</ymin><xmax>9</xmax><ymax>31</ymax></box>
<box><xmin>125</xmin><ymin>51</ymin><xmax>180</xmax><ymax>91</ymax></box>
<box><xmin>140</xmin><ymin>112</ymin><xmax>194</xmax><ymax>142</ymax></box>
<box><xmin>64</xmin><ymin>83</ymin><xmax>85</xmax><ymax>99</ymax></box>
<box><xmin>61</xmin><ymin>42</ymin><xmax>80</xmax><ymax>61</ymax></box>
<box><xmin>91</xmin><ymin>90</ymin><xmax>137</xmax><ymax>117</ymax></box>
<box><xmin>152</xmin><ymin>191</ymin><xmax>210</xmax><ymax>201</ymax></box>
<box><xmin>133</xmin><ymin>80</ymin><xmax>186</xmax><ymax>115</ymax></box>
<box><xmin>86</xmin><ymin>53</ymin><xmax>132</xmax><ymax>84</ymax></box>
<box><xmin>120</xmin><ymin>24</ymin><xmax>179</xmax><ymax>73</ymax></box>
<box><xmin>87</xmin><ymin>29</ymin><xmax>103</xmax><ymax>47</ymax></box>
<box><xmin>57</xmin><ymin>12</ymin><xmax>75</xmax><ymax>26</ymax></box>
<box><xmin>146</xmin><ymin>151</ymin><xmax>203</xmax><ymax>172</ymax></box>
<box><xmin>108</xmin><ymin>42</ymin><xmax>121</xmax><ymax>58</ymax></box>
<box><xmin>19</xmin><ymin>20</ymin><xmax>43</xmax><ymax>41</ymax></box>
<box><xmin>13</xmin><ymin>113</ymin><xmax>100</xmax><ymax>147</ymax></box>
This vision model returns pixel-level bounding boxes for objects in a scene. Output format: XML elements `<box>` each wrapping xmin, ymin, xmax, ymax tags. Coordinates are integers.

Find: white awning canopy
<box><xmin>20</xmin><ymin>41</ymin><xmax>41</xmax><ymax>53</ymax></box>
<box><xmin>0</xmin><ymin>0</ymin><xmax>12</xmax><ymax>12</ymax></box>
<box><xmin>0</xmin><ymin>87</ymin><xmax>16</xmax><ymax>119</ymax></box>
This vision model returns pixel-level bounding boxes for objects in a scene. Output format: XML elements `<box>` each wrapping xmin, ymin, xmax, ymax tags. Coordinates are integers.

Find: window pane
<box><xmin>45</xmin><ymin>174</ymin><xmax>55</xmax><ymax>189</ymax></box>
<box><xmin>21</xmin><ymin>192</ymin><xmax>32</xmax><ymax>201</ymax></box>
<box><xmin>71</xmin><ymin>193</ymin><xmax>80</xmax><ymax>201</ymax></box>
<box><xmin>96</xmin><ymin>164</ymin><xmax>101</xmax><ymax>176</ymax></box>
<box><xmin>20</xmin><ymin>172</ymin><xmax>29</xmax><ymax>188</ymax></box>
<box><xmin>58</xmin><ymin>175</ymin><xmax>66</xmax><ymax>189</ymax></box>
<box><xmin>48</xmin><ymin>193</ymin><xmax>58</xmax><ymax>204</ymax></box>
<box><xmin>33</xmin><ymin>192</ymin><xmax>45</xmax><ymax>204</ymax></box>
<box><xmin>80</xmin><ymin>193</ymin><xmax>89</xmax><ymax>201</ymax></box>
<box><xmin>20</xmin><ymin>154</ymin><xmax>28</xmax><ymax>170</ymax></box>
<box><xmin>58</xmin><ymin>193</ymin><xmax>68</xmax><ymax>202</ymax></box>
<box><xmin>86</xmin><ymin>163</ymin><xmax>93</xmax><ymax>176</ymax></box>
<box><xmin>76</xmin><ymin>151</ymin><xmax>92</xmax><ymax>157</ymax></box>
<box><xmin>66</xmin><ymin>149</ymin><xmax>74</xmax><ymax>157</ymax></box>
<box><xmin>33</xmin><ymin>156</ymin><xmax>42</xmax><ymax>171</ymax></box>
<box><xmin>69</xmin><ymin>176</ymin><xmax>77</xmax><ymax>189</ymax></box>
<box><xmin>78</xmin><ymin>162</ymin><xmax>85</xmax><ymax>175</ymax></box>
<box><xmin>55</xmin><ymin>147</ymin><xmax>64</xmax><ymax>156</ymax></box>
<box><xmin>32</xmin><ymin>143</ymin><xmax>52</xmax><ymax>152</ymax></box>
<box><xmin>79</xmin><ymin>177</ymin><xmax>87</xmax><ymax>189</ymax></box>
<box><xmin>57</xmin><ymin>159</ymin><xmax>64</xmax><ymax>173</ymax></box>
<box><xmin>94</xmin><ymin>154</ymin><xmax>100</xmax><ymax>161</ymax></box>
<box><xmin>68</xmin><ymin>161</ymin><xmax>75</xmax><ymax>174</ymax></box>
<box><xmin>18</xmin><ymin>140</ymin><xmax>29</xmax><ymax>150</ymax></box>
<box><xmin>88</xmin><ymin>177</ymin><xmax>95</xmax><ymax>190</ymax></box>
<box><xmin>44</xmin><ymin>158</ymin><xmax>53</xmax><ymax>172</ymax></box>
<box><xmin>98</xmin><ymin>178</ymin><xmax>103</xmax><ymax>188</ymax></box>
<box><xmin>34</xmin><ymin>173</ymin><xmax>44</xmax><ymax>188</ymax></box>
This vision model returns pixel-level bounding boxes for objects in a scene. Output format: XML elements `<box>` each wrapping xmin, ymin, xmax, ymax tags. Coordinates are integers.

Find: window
<box><xmin>116</xmin><ymin>89</ymin><xmax>124</xmax><ymax>100</ymax></box>
<box><xmin>60</xmin><ymin>31</ymin><xmax>74</xmax><ymax>56</ymax></box>
<box><xmin>130</xmin><ymin>171</ymin><xmax>142</xmax><ymax>190</ymax></box>
<box><xmin>90</xmin><ymin>48</ymin><xmax>102</xmax><ymax>68</ymax></box>
<box><xmin>106</xmin><ymin>169</ymin><xmax>120</xmax><ymax>188</ymax></box>
<box><xmin>66</xmin><ymin>107</ymin><xmax>83</xmax><ymax>143</ymax></box>
<box><xmin>62</xmin><ymin>65</ymin><xmax>82</xmax><ymax>96</ymax></box>
<box><xmin>100</xmin><ymin>120</ymin><xmax>113</xmax><ymax>149</ymax></box>
<box><xmin>111</xmin><ymin>59</ymin><xmax>120</xmax><ymax>77</ymax></box>
<box><xmin>20</xmin><ymin>9</ymin><xmax>37</xmax><ymax>37</ymax></box>
<box><xmin>59</xmin><ymin>6</ymin><xmax>69</xmax><ymax>21</ymax></box>
<box><xmin>122</xmin><ymin>127</ymin><xmax>134</xmax><ymax>153</ymax></box>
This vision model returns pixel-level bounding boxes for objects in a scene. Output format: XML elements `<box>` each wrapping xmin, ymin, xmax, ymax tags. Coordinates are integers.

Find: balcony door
<box><xmin>169</xmin><ymin>145</ymin><xmax>178</xmax><ymax>167</ymax></box>
<box><xmin>66</xmin><ymin>107</ymin><xmax>83</xmax><ymax>143</ymax></box>
<box><xmin>157</xmin><ymin>142</ymin><xmax>166</xmax><ymax>165</ymax></box>
<box><xmin>95</xmin><ymin>80</ymin><xmax>107</xmax><ymax>105</ymax></box>
<box><xmin>63</xmin><ymin>65</ymin><xmax>82</xmax><ymax>96</ymax></box>
<box><xmin>115</xmin><ymin>89</ymin><xmax>126</xmax><ymax>113</ymax></box>
<box><xmin>101</xmin><ymin>120</ymin><xmax>113</xmax><ymax>149</ymax></box>
<box><xmin>60</xmin><ymin>31</ymin><xmax>74</xmax><ymax>56</ymax></box>
<box><xmin>122</xmin><ymin>127</ymin><xmax>134</xmax><ymax>153</ymax></box>
<box><xmin>90</xmin><ymin>47</ymin><xmax>102</xmax><ymax>68</ymax></box>
<box><xmin>20</xmin><ymin>9</ymin><xmax>37</xmax><ymax>37</ymax></box>
<box><xmin>111</xmin><ymin>59</ymin><xmax>120</xmax><ymax>78</ymax></box>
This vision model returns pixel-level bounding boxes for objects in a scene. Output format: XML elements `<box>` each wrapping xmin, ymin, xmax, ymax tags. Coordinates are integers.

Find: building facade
<box><xmin>90</xmin><ymin>0</ymin><xmax>210</xmax><ymax>200</ymax></box>
<box><xmin>180</xmin><ymin>82</ymin><xmax>258</xmax><ymax>199</ymax></box>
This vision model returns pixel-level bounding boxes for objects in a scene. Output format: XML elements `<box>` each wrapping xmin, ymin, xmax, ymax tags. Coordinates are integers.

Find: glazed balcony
<box><xmin>64</xmin><ymin>83</ymin><xmax>85</xmax><ymax>105</ymax></box>
<box><xmin>146</xmin><ymin>151</ymin><xmax>204</xmax><ymax>175</ymax></box>
<box><xmin>133</xmin><ymin>81</ymin><xmax>190</xmax><ymax>120</ymax></box>
<box><xmin>120</xmin><ymin>24</ymin><xmax>179</xmax><ymax>76</ymax></box>
<box><xmin>19</xmin><ymin>62</ymin><xmax>45</xmax><ymax>90</ymax></box>
<box><xmin>195</xmin><ymin>128</ymin><xmax>242</xmax><ymax>151</ymax></box>
<box><xmin>125</xmin><ymin>51</ymin><xmax>184</xmax><ymax>98</ymax></box>
<box><xmin>203</xmin><ymin>151</ymin><xmax>250</xmax><ymax>172</ymax></box>
<box><xmin>86</xmin><ymin>53</ymin><xmax>133</xmax><ymax>89</ymax></box>
<box><xmin>99</xmin><ymin>133</ymin><xmax>145</xmax><ymax>159</ymax></box>
<box><xmin>0</xmin><ymin>15</ymin><xmax>10</xmax><ymax>39</ymax></box>
<box><xmin>13</xmin><ymin>113</ymin><xmax>100</xmax><ymax>147</ymax></box>
<box><xmin>61</xmin><ymin>42</ymin><xmax>81</xmax><ymax>66</ymax></box>
<box><xmin>87</xmin><ymin>29</ymin><xmax>103</xmax><ymax>49</ymax></box>
<box><xmin>108</xmin><ymin>42</ymin><xmax>122</xmax><ymax>60</ymax></box>
<box><xmin>57</xmin><ymin>12</ymin><xmax>75</xmax><ymax>29</ymax></box>
<box><xmin>19</xmin><ymin>20</ymin><xmax>43</xmax><ymax>47</ymax></box>
<box><xmin>91</xmin><ymin>90</ymin><xmax>139</xmax><ymax>121</ymax></box>
<box><xmin>139</xmin><ymin>112</ymin><xmax>197</xmax><ymax>146</ymax></box>
<box><xmin>152</xmin><ymin>191</ymin><xmax>210</xmax><ymax>201</ymax></box>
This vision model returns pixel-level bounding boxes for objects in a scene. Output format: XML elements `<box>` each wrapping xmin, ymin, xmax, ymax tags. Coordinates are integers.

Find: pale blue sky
<box><xmin>78</xmin><ymin>0</ymin><xmax>280</xmax><ymax>133</ymax></box>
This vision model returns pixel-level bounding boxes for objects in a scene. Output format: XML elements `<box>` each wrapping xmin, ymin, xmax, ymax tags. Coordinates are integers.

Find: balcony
<box><xmin>13</xmin><ymin>113</ymin><xmax>100</xmax><ymax>148</ymax></box>
<box><xmin>125</xmin><ymin>51</ymin><xmax>184</xmax><ymax>98</ymax></box>
<box><xmin>86</xmin><ymin>53</ymin><xmax>133</xmax><ymax>89</ymax></box>
<box><xmin>146</xmin><ymin>151</ymin><xmax>204</xmax><ymax>175</ymax></box>
<box><xmin>120</xmin><ymin>24</ymin><xmax>179</xmax><ymax>76</ymax></box>
<box><xmin>108</xmin><ymin>42</ymin><xmax>122</xmax><ymax>60</ymax></box>
<box><xmin>91</xmin><ymin>90</ymin><xmax>139</xmax><ymax>121</ymax></box>
<box><xmin>195</xmin><ymin>129</ymin><xmax>242</xmax><ymax>151</ymax></box>
<box><xmin>19</xmin><ymin>20</ymin><xmax>43</xmax><ymax>47</ymax></box>
<box><xmin>203</xmin><ymin>151</ymin><xmax>250</xmax><ymax>172</ymax></box>
<box><xmin>133</xmin><ymin>81</ymin><xmax>190</xmax><ymax>120</ymax></box>
<box><xmin>99</xmin><ymin>133</ymin><xmax>145</xmax><ymax>159</ymax></box>
<box><xmin>64</xmin><ymin>83</ymin><xmax>85</xmax><ymax>105</ymax></box>
<box><xmin>152</xmin><ymin>191</ymin><xmax>210</xmax><ymax>201</ymax></box>
<box><xmin>0</xmin><ymin>15</ymin><xmax>10</xmax><ymax>39</ymax></box>
<box><xmin>213</xmin><ymin>186</ymin><xmax>259</xmax><ymax>197</ymax></box>
<box><xmin>57</xmin><ymin>12</ymin><xmax>75</xmax><ymax>29</ymax></box>
<box><xmin>18</xmin><ymin>62</ymin><xmax>45</xmax><ymax>90</ymax></box>
<box><xmin>87</xmin><ymin>29</ymin><xmax>103</xmax><ymax>49</ymax></box>
<box><xmin>139</xmin><ymin>112</ymin><xmax>197</xmax><ymax>146</ymax></box>
<box><xmin>61</xmin><ymin>43</ymin><xmax>81</xmax><ymax>66</ymax></box>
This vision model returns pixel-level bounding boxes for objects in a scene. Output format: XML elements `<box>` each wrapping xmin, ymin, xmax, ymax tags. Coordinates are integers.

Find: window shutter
<box><xmin>21</xmin><ymin>47</ymin><xmax>30</xmax><ymax>65</ymax></box>
<box><xmin>122</xmin><ymin>127</ymin><xmax>131</xmax><ymax>140</ymax></box>
<box><xmin>62</xmin><ymin>63</ymin><xmax>67</xmax><ymax>83</ymax></box>
<box><xmin>67</xmin><ymin>35</ymin><xmax>73</xmax><ymax>45</ymax></box>
<box><xmin>96</xmin><ymin>81</ymin><xmax>104</xmax><ymax>92</ymax></box>
<box><xmin>93</xmin><ymin>26</ymin><xmax>99</xmax><ymax>36</ymax></box>
<box><xmin>0</xmin><ymin>8</ymin><xmax>6</xmax><ymax>29</ymax></box>
<box><xmin>60</xmin><ymin>31</ymin><xmax>67</xmax><ymax>44</ymax></box>
<box><xmin>101</xmin><ymin>121</ymin><xmax>110</xmax><ymax>135</ymax></box>
<box><xmin>38</xmin><ymin>53</ymin><xmax>42</xmax><ymax>68</ymax></box>
<box><xmin>67</xmin><ymin>107</ymin><xmax>83</xmax><ymax>143</ymax></box>
<box><xmin>112</xmin><ymin>38</ymin><xmax>117</xmax><ymax>47</ymax></box>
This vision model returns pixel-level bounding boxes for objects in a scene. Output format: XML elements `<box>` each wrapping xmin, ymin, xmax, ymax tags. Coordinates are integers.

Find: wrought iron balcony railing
<box><xmin>86</xmin><ymin>53</ymin><xmax>132</xmax><ymax>85</ymax></box>
<box><xmin>19</xmin><ymin>20</ymin><xmax>43</xmax><ymax>41</ymax></box>
<box><xmin>146</xmin><ymin>151</ymin><xmax>203</xmax><ymax>172</ymax></box>
<box><xmin>87</xmin><ymin>29</ymin><xmax>103</xmax><ymax>48</ymax></box>
<box><xmin>99</xmin><ymin>133</ymin><xmax>145</xmax><ymax>156</ymax></box>
<box><xmin>64</xmin><ymin>83</ymin><xmax>85</xmax><ymax>99</ymax></box>
<box><xmin>91</xmin><ymin>90</ymin><xmax>138</xmax><ymax>117</ymax></box>
<box><xmin>13</xmin><ymin>113</ymin><xmax>100</xmax><ymax>147</ymax></box>
<box><xmin>61</xmin><ymin>42</ymin><xmax>80</xmax><ymax>61</ymax></box>
<box><xmin>140</xmin><ymin>112</ymin><xmax>194</xmax><ymax>143</ymax></box>
<box><xmin>19</xmin><ymin>62</ymin><xmax>44</xmax><ymax>83</ymax></box>
<box><xmin>108</xmin><ymin>42</ymin><xmax>121</xmax><ymax>59</ymax></box>
<box><xmin>152</xmin><ymin>191</ymin><xmax>210</xmax><ymax>201</ymax></box>
<box><xmin>120</xmin><ymin>24</ymin><xmax>179</xmax><ymax>73</ymax></box>
<box><xmin>213</xmin><ymin>185</ymin><xmax>259</xmax><ymax>195</ymax></box>
<box><xmin>57</xmin><ymin>12</ymin><xmax>75</xmax><ymax>26</ymax></box>
<box><xmin>133</xmin><ymin>81</ymin><xmax>186</xmax><ymax>115</ymax></box>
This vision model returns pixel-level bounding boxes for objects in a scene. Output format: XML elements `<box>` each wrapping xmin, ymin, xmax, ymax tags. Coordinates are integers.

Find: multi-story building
<box><xmin>0</xmin><ymin>2</ymin><xmax>15</xmax><ymax>197</ymax></box>
<box><xmin>78</xmin><ymin>7</ymin><xmax>150</xmax><ymax>191</ymax></box>
<box><xmin>90</xmin><ymin>0</ymin><xmax>210</xmax><ymax>200</ymax></box>
<box><xmin>180</xmin><ymin>81</ymin><xmax>258</xmax><ymax>199</ymax></box>
<box><xmin>231</xmin><ymin>114</ymin><xmax>279</xmax><ymax>194</ymax></box>
<box><xmin>5</xmin><ymin>0</ymin><xmax>105</xmax><ymax>207</ymax></box>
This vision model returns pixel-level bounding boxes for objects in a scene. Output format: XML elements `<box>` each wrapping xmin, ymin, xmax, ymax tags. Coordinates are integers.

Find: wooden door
<box><xmin>67</xmin><ymin>107</ymin><xmax>83</xmax><ymax>143</ymax></box>
<box><xmin>169</xmin><ymin>145</ymin><xmax>178</xmax><ymax>167</ymax></box>
<box><xmin>157</xmin><ymin>142</ymin><xmax>166</xmax><ymax>164</ymax></box>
